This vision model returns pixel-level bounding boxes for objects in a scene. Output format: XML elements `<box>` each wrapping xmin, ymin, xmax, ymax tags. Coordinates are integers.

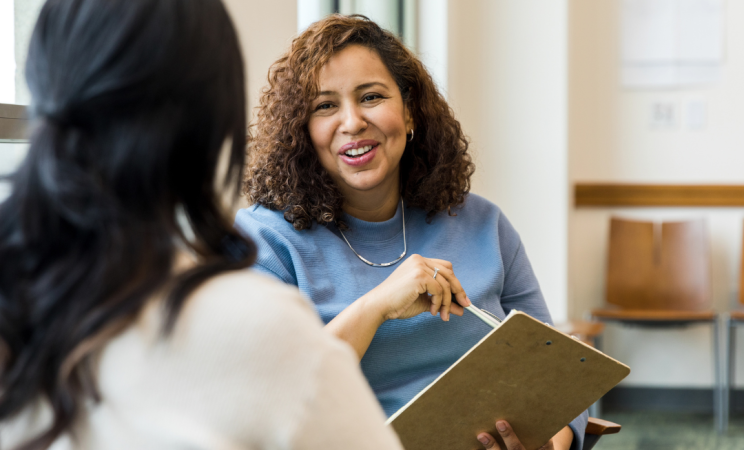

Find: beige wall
<box><xmin>569</xmin><ymin>0</ymin><xmax>744</xmax><ymax>387</ymax></box>
<box><xmin>448</xmin><ymin>0</ymin><xmax>570</xmax><ymax>322</ymax></box>
<box><xmin>222</xmin><ymin>0</ymin><xmax>296</xmax><ymax>210</ymax></box>
<box><xmin>222</xmin><ymin>0</ymin><xmax>297</xmax><ymax>116</ymax></box>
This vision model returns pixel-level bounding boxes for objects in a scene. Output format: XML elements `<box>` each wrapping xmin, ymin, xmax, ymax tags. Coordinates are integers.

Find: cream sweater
<box><xmin>1</xmin><ymin>270</ymin><xmax>404</xmax><ymax>450</ymax></box>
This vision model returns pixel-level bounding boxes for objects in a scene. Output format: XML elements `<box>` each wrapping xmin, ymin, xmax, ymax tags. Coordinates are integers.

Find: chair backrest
<box><xmin>606</xmin><ymin>217</ymin><xmax>710</xmax><ymax>311</ymax></box>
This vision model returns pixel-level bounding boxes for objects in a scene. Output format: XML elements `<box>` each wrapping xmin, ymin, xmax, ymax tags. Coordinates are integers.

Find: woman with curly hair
<box><xmin>236</xmin><ymin>14</ymin><xmax>586</xmax><ymax>450</ymax></box>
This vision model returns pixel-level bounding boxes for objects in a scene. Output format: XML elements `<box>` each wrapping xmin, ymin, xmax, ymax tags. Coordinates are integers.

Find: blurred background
<box><xmin>2</xmin><ymin>0</ymin><xmax>743</xmax><ymax>446</ymax></box>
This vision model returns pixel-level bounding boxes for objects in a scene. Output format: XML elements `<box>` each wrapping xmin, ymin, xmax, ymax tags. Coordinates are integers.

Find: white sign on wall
<box><xmin>621</xmin><ymin>0</ymin><xmax>724</xmax><ymax>88</ymax></box>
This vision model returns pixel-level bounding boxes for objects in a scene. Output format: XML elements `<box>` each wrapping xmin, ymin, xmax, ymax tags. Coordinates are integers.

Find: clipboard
<box><xmin>386</xmin><ymin>311</ymin><xmax>630</xmax><ymax>450</ymax></box>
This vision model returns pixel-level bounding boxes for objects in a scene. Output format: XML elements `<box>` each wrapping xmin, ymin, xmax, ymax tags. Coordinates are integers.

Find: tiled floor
<box><xmin>594</xmin><ymin>412</ymin><xmax>744</xmax><ymax>450</ymax></box>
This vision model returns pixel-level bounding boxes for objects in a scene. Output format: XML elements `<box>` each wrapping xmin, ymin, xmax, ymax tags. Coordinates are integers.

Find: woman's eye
<box><xmin>362</xmin><ymin>94</ymin><xmax>383</xmax><ymax>102</ymax></box>
<box><xmin>315</xmin><ymin>103</ymin><xmax>333</xmax><ymax>111</ymax></box>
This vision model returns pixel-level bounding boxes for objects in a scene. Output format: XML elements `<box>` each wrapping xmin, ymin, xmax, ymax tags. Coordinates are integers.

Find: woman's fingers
<box><xmin>423</xmin><ymin>267</ymin><xmax>444</xmax><ymax>317</ymax></box>
<box><xmin>423</xmin><ymin>258</ymin><xmax>469</xmax><ymax>321</ymax></box>
<box><xmin>385</xmin><ymin>255</ymin><xmax>469</xmax><ymax>322</ymax></box>
<box><xmin>420</xmin><ymin>264</ymin><xmax>452</xmax><ymax>320</ymax></box>
<box><xmin>449</xmin><ymin>301</ymin><xmax>465</xmax><ymax>316</ymax></box>
<box><xmin>493</xmin><ymin>420</ymin><xmax>526</xmax><ymax>450</ymax></box>
<box><xmin>435</xmin><ymin>271</ymin><xmax>452</xmax><ymax>320</ymax></box>
<box><xmin>476</xmin><ymin>432</ymin><xmax>502</xmax><ymax>450</ymax></box>
<box><xmin>427</xmin><ymin>258</ymin><xmax>471</xmax><ymax>308</ymax></box>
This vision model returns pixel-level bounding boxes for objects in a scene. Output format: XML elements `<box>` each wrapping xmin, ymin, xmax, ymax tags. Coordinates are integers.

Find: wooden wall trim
<box><xmin>575</xmin><ymin>184</ymin><xmax>744</xmax><ymax>207</ymax></box>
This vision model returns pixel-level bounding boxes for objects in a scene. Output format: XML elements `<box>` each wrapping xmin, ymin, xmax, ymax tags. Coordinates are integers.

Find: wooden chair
<box><xmin>583</xmin><ymin>417</ymin><xmax>621</xmax><ymax>450</ymax></box>
<box><xmin>591</xmin><ymin>218</ymin><xmax>723</xmax><ymax>431</ymax></box>
<box><xmin>721</xmin><ymin>221</ymin><xmax>744</xmax><ymax>432</ymax></box>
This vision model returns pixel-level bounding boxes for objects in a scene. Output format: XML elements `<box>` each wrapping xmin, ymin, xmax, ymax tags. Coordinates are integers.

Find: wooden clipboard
<box><xmin>386</xmin><ymin>311</ymin><xmax>630</xmax><ymax>450</ymax></box>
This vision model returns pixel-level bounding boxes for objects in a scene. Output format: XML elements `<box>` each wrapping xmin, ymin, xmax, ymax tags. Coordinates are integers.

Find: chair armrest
<box><xmin>585</xmin><ymin>417</ymin><xmax>621</xmax><ymax>435</ymax></box>
<box><xmin>554</xmin><ymin>320</ymin><xmax>605</xmax><ymax>346</ymax></box>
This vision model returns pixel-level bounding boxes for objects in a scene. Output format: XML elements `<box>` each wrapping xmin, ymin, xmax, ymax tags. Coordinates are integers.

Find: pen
<box><xmin>465</xmin><ymin>304</ymin><xmax>502</xmax><ymax>329</ymax></box>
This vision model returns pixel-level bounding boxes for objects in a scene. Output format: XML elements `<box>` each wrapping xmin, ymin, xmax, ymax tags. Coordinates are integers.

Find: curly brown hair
<box><xmin>245</xmin><ymin>14</ymin><xmax>474</xmax><ymax>230</ymax></box>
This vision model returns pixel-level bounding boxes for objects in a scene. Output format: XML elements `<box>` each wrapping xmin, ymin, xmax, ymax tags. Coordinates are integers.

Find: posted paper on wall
<box><xmin>621</xmin><ymin>0</ymin><xmax>724</xmax><ymax>88</ymax></box>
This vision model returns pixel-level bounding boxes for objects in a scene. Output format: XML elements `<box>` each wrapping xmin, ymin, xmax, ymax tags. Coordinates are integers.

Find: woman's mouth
<box><xmin>343</xmin><ymin>144</ymin><xmax>376</xmax><ymax>158</ymax></box>
<box><xmin>338</xmin><ymin>140</ymin><xmax>380</xmax><ymax>167</ymax></box>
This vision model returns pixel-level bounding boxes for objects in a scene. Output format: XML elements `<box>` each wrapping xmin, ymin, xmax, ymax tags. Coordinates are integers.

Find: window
<box><xmin>296</xmin><ymin>0</ymin><xmax>448</xmax><ymax>97</ymax></box>
<box><xmin>0</xmin><ymin>105</ymin><xmax>27</xmax><ymax>201</ymax></box>
<box><xmin>1</xmin><ymin>0</ymin><xmax>44</xmax><ymax>201</ymax></box>
<box><xmin>0</xmin><ymin>141</ymin><xmax>26</xmax><ymax>200</ymax></box>
<box><xmin>1</xmin><ymin>0</ymin><xmax>45</xmax><ymax>105</ymax></box>
<box><xmin>297</xmin><ymin>0</ymin><xmax>417</xmax><ymax>50</ymax></box>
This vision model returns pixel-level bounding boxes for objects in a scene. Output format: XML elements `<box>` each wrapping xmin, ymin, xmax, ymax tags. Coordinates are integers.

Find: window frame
<box><xmin>0</xmin><ymin>103</ymin><xmax>28</xmax><ymax>143</ymax></box>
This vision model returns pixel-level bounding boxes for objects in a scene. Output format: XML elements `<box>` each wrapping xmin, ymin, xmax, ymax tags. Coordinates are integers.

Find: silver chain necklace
<box><xmin>338</xmin><ymin>199</ymin><xmax>407</xmax><ymax>267</ymax></box>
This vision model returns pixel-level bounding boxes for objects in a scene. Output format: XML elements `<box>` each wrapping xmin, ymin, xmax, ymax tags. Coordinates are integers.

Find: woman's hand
<box><xmin>324</xmin><ymin>254</ymin><xmax>471</xmax><ymax>360</ymax></box>
<box><xmin>367</xmin><ymin>254</ymin><xmax>471</xmax><ymax>322</ymax></box>
<box><xmin>477</xmin><ymin>421</ymin><xmax>574</xmax><ymax>450</ymax></box>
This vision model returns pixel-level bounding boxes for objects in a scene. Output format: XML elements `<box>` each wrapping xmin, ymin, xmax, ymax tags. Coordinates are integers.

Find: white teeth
<box><xmin>345</xmin><ymin>145</ymin><xmax>374</xmax><ymax>157</ymax></box>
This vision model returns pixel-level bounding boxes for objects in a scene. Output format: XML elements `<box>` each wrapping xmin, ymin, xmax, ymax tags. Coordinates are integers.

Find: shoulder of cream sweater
<box><xmin>97</xmin><ymin>268</ymin><xmax>374</xmax><ymax>447</ymax></box>
<box><xmin>183</xmin><ymin>268</ymin><xmax>319</xmax><ymax>321</ymax></box>
<box><xmin>134</xmin><ymin>268</ymin><xmax>323</xmax><ymax>345</ymax></box>
<box><xmin>126</xmin><ymin>268</ymin><xmax>338</xmax><ymax>375</ymax></box>
<box><xmin>3</xmin><ymin>270</ymin><xmax>398</xmax><ymax>449</ymax></box>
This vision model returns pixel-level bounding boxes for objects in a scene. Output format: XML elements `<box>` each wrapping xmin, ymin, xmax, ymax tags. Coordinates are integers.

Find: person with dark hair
<box><xmin>237</xmin><ymin>14</ymin><xmax>587</xmax><ymax>450</ymax></box>
<box><xmin>0</xmin><ymin>2</ymin><xmax>405</xmax><ymax>449</ymax></box>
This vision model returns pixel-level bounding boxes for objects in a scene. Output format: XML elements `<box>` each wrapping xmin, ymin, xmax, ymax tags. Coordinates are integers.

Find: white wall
<box><xmin>417</xmin><ymin>0</ymin><xmax>448</xmax><ymax>96</ymax></box>
<box><xmin>569</xmin><ymin>0</ymin><xmax>744</xmax><ymax>387</ymax></box>
<box><xmin>448</xmin><ymin>0</ymin><xmax>570</xmax><ymax>322</ymax></box>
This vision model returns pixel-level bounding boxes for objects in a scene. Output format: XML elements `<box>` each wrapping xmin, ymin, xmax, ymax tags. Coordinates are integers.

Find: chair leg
<box><xmin>713</xmin><ymin>318</ymin><xmax>723</xmax><ymax>434</ymax></box>
<box><xmin>721</xmin><ymin>314</ymin><xmax>731</xmax><ymax>434</ymax></box>
<box><xmin>728</xmin><ymin>320</ymin><xmax>737</xmax><ymax>432</ymax></box>
<box><xmin>582</xmin><ymin>433</ymin><xmax>601</xmax><ymax>450</ymax></box>
<box><xmin>588</xmin><ymin>401</ymin><xmax>600</xmax><ymax>419</ymax></box>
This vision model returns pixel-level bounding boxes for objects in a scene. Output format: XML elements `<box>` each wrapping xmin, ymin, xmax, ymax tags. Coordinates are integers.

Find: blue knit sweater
<box><xmin>234</xmin><ymin>193</ymin><xmax>587</xmax><ymax>449</ymax></box>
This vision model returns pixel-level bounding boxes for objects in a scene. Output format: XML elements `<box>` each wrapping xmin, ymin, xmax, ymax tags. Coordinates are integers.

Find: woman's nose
<box><xmin>339</xmin><ymin>105</ymin><xmax>367</xmax><ymax>135</ymax></box>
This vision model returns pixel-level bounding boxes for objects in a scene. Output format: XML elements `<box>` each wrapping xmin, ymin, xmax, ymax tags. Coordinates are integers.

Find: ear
<box><xmin>403</xmin><ymin>102</ymin><xmax>414</xmax><ymax>134</ymax></box>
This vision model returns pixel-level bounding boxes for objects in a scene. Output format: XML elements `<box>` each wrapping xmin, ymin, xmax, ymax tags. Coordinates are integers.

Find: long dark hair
<box><xmin>0</xmin><ymin>1</ymin><xmax>254</xmax><ymax>448</ymax></box>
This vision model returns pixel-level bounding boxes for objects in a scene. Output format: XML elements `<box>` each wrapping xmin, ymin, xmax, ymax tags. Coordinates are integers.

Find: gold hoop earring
<box><xmin>408</xmin><ymin>129</ymin><xmax>414</xmax><ymax>142</ymax></box>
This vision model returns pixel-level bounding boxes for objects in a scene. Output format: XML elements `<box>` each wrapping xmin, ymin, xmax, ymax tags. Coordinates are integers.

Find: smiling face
<box><xmin>308</xmin><ymin>44</ymin><xmax>413</xmax><ymax>214</ymax></box>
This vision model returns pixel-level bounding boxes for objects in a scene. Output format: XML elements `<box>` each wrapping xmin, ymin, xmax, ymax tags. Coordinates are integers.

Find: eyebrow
<box><xmin>318</xmin><ymin>81</ymin><xmax>390</xmax><ymax>97</ymax></box>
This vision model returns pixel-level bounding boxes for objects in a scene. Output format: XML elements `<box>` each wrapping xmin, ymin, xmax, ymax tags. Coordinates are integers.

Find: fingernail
<box><xmin>497</xmin><ymin>421</ymin><xmax>507</xmax><ymax>432</ymax></box>
<box><xmin>464</xmin><ymin>296</ymin><xmax>472</xmax><ymax>306</ymax></box>
<box><xmin>478</xmin><ymin>436</ymin><xmax>490</xmax><ymax>446</ymax></box>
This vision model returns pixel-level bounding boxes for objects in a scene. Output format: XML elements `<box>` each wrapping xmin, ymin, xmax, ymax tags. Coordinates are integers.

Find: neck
<box><xmin>341</xmin><ymin>181</ymin><xmax>401</xmax><ymax>222</ymax></box>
